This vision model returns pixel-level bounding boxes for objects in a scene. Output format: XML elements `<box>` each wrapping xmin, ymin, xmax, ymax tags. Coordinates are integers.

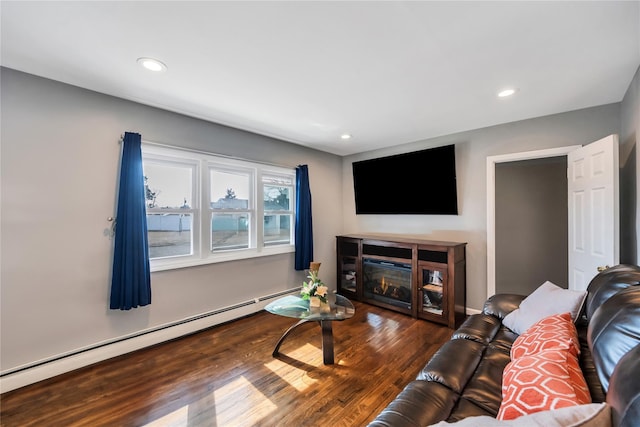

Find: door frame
<box><xmin>486</xmin><ymin>145</ymin><xmax>582</xmax><ymax>297</ymax></box>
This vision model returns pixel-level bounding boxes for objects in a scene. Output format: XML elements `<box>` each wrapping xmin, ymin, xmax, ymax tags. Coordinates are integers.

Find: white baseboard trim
<box><xmin>465</xmin><ymin>307</ymin><xmax>482</xmax><ymax>315</ymax></box>
<box><xmin>0</xmin><ymin>289</ymin><xmax>298</xmax><ymax>394</ymax></box>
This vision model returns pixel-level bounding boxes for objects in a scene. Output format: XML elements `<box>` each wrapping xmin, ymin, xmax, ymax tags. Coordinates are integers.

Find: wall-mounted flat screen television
<box><xmin>352</xmin><ymin>144</ymin><xmax>458</xmax><ymax>215</ymax></box>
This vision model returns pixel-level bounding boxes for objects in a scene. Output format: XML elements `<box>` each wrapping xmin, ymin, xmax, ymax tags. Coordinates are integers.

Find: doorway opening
<box><xmin>487</xmin><ymin>146</ymin><xmax>581</xmax><ymax>297</ymax></box>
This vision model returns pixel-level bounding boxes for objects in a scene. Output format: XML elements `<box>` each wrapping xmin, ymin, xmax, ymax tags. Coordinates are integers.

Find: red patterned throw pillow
<box><xmin>497</xmin><ymin>348</ymin><xmax>591</xmax><ymax>420</ymax></box>
<box><xmin>510</xmin><ymin>312</ymin><xmax>580</xmax><ymax>360</ymax></box>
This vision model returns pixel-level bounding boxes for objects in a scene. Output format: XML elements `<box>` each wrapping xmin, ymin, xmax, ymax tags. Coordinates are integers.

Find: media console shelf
<box><xmin>336</xmin><ymin>234</ymin><xmax>466</xmax><ymax>328</ymax></box>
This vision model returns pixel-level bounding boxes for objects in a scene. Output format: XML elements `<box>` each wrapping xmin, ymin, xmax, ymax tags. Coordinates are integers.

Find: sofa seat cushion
<box><xmin>367</xmin><ymin>380</ymin><xmax>459</xmax><ymax>427</ymax></box>
<box><xmin>459</xmin><ymin>346</ymin><xmax>512</xmax><ymax>415</ymax></box>
<box><xmin>416</xmin><ymin>339</ymin><xmax>485</xmax><ymax>393</ymax></box>
<box><xmin>488</xmin><ymin>326</ymin><xmax>519</xmax><ymax>353</ymax></box>
<box><xmin>445</xmin><ymin>398</ymin><xmax>495</xmax><ymax>423</ymax></box>
<box><xmin>577</xmin><ymin>321</ymin><xmax>606</xmax><ymax>403</ymax></box>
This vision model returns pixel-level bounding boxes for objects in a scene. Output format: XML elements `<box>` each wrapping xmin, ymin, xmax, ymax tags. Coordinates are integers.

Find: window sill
<box><xmin>149</xmin><ymin>245</ymin><xmax>295</xmax><ymax>272</ymax></box>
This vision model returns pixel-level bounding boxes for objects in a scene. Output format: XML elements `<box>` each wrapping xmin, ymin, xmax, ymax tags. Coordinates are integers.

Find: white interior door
<box><xmin>567</xmin><ymin>134</ymin><xmax>619</xmax><ymax>291</ymax></box>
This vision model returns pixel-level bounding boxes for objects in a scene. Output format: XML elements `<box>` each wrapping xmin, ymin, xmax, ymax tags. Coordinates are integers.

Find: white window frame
<box><xmin>144</xmin><ymin>154</ymin><xmax>200</xmax><ymax>263</ymax></box>
<box><xmin>142</xmin><ymin>143</ymin><xmax>296</xmax><ymax>272</ymax></box>
<box><xmin>208</xmin><ymin>161</ymin><xmax>255</xmax><ymax>254</ymax></box>
<box><xmin>262</xmin><ymin>172</ymin><xmax>295</xmax><ymax>247</ymax></box>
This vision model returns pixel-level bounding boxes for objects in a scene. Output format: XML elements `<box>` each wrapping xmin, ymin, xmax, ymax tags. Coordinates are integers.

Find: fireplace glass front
<box><xmin>363</xmin><ymin>258</ymin><xmax>412</xmax><ymax>310</ymax></box>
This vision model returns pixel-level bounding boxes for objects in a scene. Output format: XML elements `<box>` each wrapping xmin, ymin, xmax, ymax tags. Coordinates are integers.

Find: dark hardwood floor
<box><xmin>0</xmin><ymin>301</ymin><xmax>453</xmax><ymax>427</ymax></box>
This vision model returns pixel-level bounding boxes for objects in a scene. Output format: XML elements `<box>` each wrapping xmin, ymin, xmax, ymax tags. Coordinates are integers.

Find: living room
<box><xmin>1</xmin><ymin>1</ymin><xmax>639</xmax><ymax>425</ymax></box>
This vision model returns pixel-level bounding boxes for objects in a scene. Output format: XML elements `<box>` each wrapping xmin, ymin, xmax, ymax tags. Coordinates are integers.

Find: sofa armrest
<box><xmin>482</xmin><ymin>294</ymin><xmax>525</xmax><ymax>320</ymax></box>
<box><xmin>366</xmin><ymin>381</ymin><xmax>458</xmax><ymax>427</ymax></box>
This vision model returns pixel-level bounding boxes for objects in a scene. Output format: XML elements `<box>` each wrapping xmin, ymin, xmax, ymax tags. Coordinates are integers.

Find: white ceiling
<box><xmin>1</xmin><ymin>1</ymin><xmax>639</xmax><ymax>156</ymax></box>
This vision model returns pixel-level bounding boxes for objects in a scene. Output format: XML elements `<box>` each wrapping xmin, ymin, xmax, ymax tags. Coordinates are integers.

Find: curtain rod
<box><xmin>120</xmin><ymin>135</ymin><xmax>300</xmax><ymax>170</ymax></box>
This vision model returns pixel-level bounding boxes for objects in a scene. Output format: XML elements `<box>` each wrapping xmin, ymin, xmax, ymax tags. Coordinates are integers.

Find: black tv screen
<box><xmin>352</xmin><ymin>144</ymin><xmax>458</xmax><ymax>215</ymax></box>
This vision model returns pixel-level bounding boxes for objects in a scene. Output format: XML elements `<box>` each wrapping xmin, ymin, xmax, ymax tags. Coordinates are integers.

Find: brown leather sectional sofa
<box><xmin>368</xmin><ymin>264</ymin><xmax>640</xmax><ymax>426</ymax></box>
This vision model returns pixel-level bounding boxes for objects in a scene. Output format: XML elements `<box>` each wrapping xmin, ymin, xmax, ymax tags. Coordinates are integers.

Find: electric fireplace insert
<box><xmin>363</xmin><ymin>258</ymin><xmax>412</xmax><ymax>310</ymax></box>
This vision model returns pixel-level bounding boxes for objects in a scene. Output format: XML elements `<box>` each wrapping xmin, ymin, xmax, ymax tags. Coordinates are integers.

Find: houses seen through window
<box><xmin>142</xmin><ymin>144</ymin><xmax>296</xmax><ymax>271</ymax></box>
<box><xmin>144</xmin><ymin>161</ymin><xmax>195</xmax><ymax>259</ymax></box>
<box><xmin>210</xmin><ymin>167</ymin><xmax>252</xmax><ymax>252</ymax></box>
<box><xmin>263</xmin><ymin>175</ymin><xmax>293</xmax><ymax>246</ymax></box>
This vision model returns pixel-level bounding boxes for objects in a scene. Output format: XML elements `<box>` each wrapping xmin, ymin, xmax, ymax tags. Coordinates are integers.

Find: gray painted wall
<box><xmin>620</xmin><ymin>66</ymin><xmax>639</xmax><ymax>265</ymax></box>
<box><xmin>342</xmin><ymin>103</ymin><xmax>623</xmax><ymax>312</ymax></box>
<box><xmin>495</xmin><ymin>157</ymin><xmax>568</xmax><ymax>295</ymax></box>
<box><xmin>0</xmin><ymin>68</ymin><xmax>343</xmax><ymax>372</ymax></box>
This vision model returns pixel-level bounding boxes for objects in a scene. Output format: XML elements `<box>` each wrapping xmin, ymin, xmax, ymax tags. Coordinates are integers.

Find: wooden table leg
<box><xmin>272</xmin><ymin>319</ymin><xmax>310</xmax><ymax>357</ymax></box>
<box><xmin>273</xmin><ymin>319</ymin><xmax>335</xmax><ymax>365</ymax></box>
<box><xmin>320</xmin><ymin>320</ymin><xmax>334</xmax><ymax>365</ymax></box>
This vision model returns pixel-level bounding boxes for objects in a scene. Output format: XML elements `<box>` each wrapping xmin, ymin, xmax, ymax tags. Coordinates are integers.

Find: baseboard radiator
<box><xmin>0</xmin><ymin>288</ymin><xmax>299</xmax><ymax>393</ymax></box>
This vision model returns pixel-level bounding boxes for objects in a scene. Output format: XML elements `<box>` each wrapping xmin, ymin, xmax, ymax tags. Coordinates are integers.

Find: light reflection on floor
<box><xmin>142</xmin><ymin>376</ymin><xmax>277</xmax><ymax>427</ymax></box>
<box><xmin>366</xmin><ymin>312</ymin><xmax>400</xmax><ymax>329</ymax></box>
<box><xmin>143</xmin><ymin>404</ymin><xmax>190</xmax><ymax>427</ymax></box>
<box><xmin>366</xmin><ymin>312</ymin><xmax>401</xmax><ymax>349</ymax></box>
<box><xmin>141</xmin><ymin>342</ymin><xmax>336</xmax><ymax>426</ymax></box>
<box><xmin>264</xmin><ymin>343</ymin><xmax>321</xmax><ymax>391</ymax></box>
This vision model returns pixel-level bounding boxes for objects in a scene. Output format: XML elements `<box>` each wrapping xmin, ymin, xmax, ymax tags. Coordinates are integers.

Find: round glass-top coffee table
<box><xmin>265</xmin><ymin>293</ymin><xmax>355</xmax><ymax>364</ymax></box>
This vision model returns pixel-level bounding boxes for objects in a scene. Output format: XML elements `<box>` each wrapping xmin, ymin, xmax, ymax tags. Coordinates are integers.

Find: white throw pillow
<box><xmin>502</xmin><ymin>281</ymin><xmax>586</xmax><ymax>335</ymax></box>
<box><xmin>428</xmin><ymin>402</ymin><xmax>610</xmax><ymax>427</ymax></box>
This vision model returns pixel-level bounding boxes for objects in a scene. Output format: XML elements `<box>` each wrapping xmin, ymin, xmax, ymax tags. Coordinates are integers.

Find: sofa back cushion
<box><xmin>482</xmin><ymin>294</ymin><xmax>526</xmax><ymax>320</ymax></box>
<box><xmin>588</xmin><ymin>286</ymin><xmax>640</xmax><ymax>391</ymax></box>
<box><xmin>584</xmin><ymin>264</ymin><xmax>640</xmax><ymax>319</ymax></box>
<box><xmin>606</xmin><ymin>343</ymin><xmax>640</xmax><ymax>427</ymax></box>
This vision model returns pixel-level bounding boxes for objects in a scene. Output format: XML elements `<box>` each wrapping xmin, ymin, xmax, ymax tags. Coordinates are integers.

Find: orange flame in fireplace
<box><xmin>381</xmin><ymin>276</ymin><xmax>388</xmax><ymax>294</ymax></box>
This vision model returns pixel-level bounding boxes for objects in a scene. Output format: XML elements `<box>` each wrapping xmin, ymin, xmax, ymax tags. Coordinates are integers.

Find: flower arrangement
<box><xmin>301</xmin><ymin>261</ymin><xmax>328</xmax><ymax>304</ymax></box>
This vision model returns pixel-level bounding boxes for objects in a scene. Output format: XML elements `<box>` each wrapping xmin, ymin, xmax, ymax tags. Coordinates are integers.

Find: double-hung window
<box><xmin>209</xmin><ymin>165</ymin><xmax>253</xmax><ymax>252</ymax></box>
<box><xmin>142</xmin><ymin>143</ymin><xmax>296</xmax><ymax>271</ymax></box>
<box><xmin>262</xmin><ymin>173</ymin><xmax>294</xmax><ymax>247</ymax></box>
<box><xmin>143</xmin><ymin>156</ymin><xmax>198</xmax><ymax>261</ymax></box>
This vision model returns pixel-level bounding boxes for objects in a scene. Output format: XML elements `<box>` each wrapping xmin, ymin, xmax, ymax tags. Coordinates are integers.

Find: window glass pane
<box><xmin>211</xmin><ymin>213</ymin><xmax>249</xmax><ymax>251</ymax></box>
<box><xmin>264</xmin><ymin>214</ymin><xmax>291</xmax><ymax>246</ymax></box>
<box><xmin>143</xmin><ymin>163</ymin><xmax>192</xmax><ymax>209</ymax></box>
<box><xmin>210</xmin><ymin>169</ymin><xmax>250</xmax><ymax>210</ymax></box>
<box><xmin>147</xmin><ymin>213</ymin><xmax>192</xmax><ymax>259</ymax></box>
<box><xmin>264</xmin><ymin>185</ymin><xmax>290</xmax><ymax>211</ymax></box>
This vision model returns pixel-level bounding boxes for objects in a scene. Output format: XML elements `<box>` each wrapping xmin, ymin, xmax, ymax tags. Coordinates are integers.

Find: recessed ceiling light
<box><xmin>498</xmin><ymin>88</ymin><xmax>518</xmax><ymax>98</ymax></box>
<box><xmin>341</xmin><ymin>134</ymin><xmax>352</xmax><ymax>140</ymax></box>
<box><xmin>137</xmin><ymin>57</ymin><xmax>167</xmax><ymax>72</ymax></box>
